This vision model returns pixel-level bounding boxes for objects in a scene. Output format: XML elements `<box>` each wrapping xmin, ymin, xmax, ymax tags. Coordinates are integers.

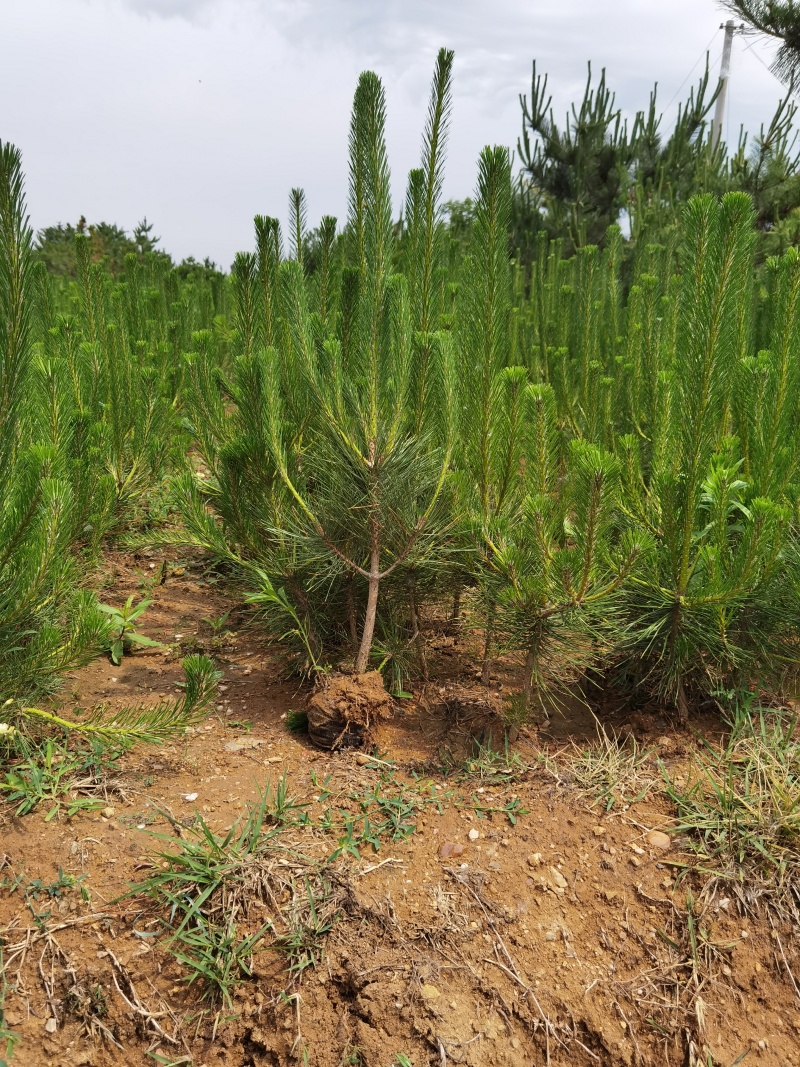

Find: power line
<box><xmin>741</xmin><ymin>36</ymin><xmax>784</xmax><ymax>88</ymax></box>
<box><xmin>663</xmin><ymin>27</ymin><xmax>722</xmax><ymax>116</ymax></box>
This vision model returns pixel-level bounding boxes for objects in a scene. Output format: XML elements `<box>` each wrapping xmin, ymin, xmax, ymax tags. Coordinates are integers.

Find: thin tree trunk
<box><xmin>354</xmin><ymin>521</ymin><xmax>380</xmax><ymax>674</ymax></box>
<box><xmin>450</xmin><ymin>585</ymin><xmax>462</xmax><ymax>625</ymax></box>
<box><xmin>522</xmin><ymin>647</ymin><xmax>535</xmax><ymax>708</ymax></box>
<box><xmin>675</xmin><ymin>675</ymin><xmax>689</xmax><ymax>722</ymax></box>
<box><xmin>408</xmin><ymin>573</ymin><xmax>429</xmax><ymax>682</ymax></box>
<box><xmin>346</xmin><ymin>578</ymin><xmax>358</xmax><ymax>649</ymax></box>
<box><xmin>481</xmin><ymin>603</ymin><xmax>495</xmax><ymax>685</ymax></box>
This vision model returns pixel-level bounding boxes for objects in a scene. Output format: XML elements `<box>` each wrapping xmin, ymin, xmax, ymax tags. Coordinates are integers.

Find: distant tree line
<box><xmin>35</xmin><ymin>215</ymin><xmax>224</xmax><ymax>281</ymax></box>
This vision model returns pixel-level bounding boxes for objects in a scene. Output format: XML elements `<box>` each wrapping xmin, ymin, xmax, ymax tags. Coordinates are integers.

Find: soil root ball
<box><xmin>306</xmin><ymin>671</ymin><xmax>393</xmax><ymax>750</ymax></box>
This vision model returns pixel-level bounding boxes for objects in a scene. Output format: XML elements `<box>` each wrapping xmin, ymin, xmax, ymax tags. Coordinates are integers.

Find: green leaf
<box><xmin>128</xmin><ymin>633</ymin><xmax>161</xmax><ymax>648</ymax></box>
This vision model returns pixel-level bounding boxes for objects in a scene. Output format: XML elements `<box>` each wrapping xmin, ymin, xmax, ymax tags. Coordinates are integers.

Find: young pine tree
<box><xmin>266</xmin><ymin>69</ymin><xmax>458</xmax><ymax>673</ymax></box>
<box><xmin>623</xmin><ymin>193</ymin><xmax>799</xmax><ymax>711</ymax></box>
<box><xmin>486</xmin><ymin>386</ymin><xmax>644</xmax><ymax>715</ymax></box>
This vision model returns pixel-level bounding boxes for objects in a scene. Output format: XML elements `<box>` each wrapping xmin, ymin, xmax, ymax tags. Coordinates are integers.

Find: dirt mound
<box><xmin>307</xmin><ymin>670</ymin><xmax>393</xmax><ymax>749</ymax></box>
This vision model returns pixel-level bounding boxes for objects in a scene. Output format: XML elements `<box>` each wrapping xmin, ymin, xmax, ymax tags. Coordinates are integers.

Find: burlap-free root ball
<box><xmin>306</xmin><ymin>671</ymin><xmax>393</xmax><ymax>750</ymax></box>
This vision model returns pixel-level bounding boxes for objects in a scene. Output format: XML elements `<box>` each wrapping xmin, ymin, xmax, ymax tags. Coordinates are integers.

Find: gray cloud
<box><xmin>5</xmin><ymin>0</ymin><xmax>787</xmax><ymax>266</ymax></box>
<box><xmin>117</xmin><ymin>0</ymin><xmax>218</xmax><ymax>19</ymax></box>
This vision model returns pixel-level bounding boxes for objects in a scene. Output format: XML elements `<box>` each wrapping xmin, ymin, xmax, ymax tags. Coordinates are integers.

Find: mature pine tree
<box><xmin>724</xmin><ymin>1</ymin><xmax>800</xmax><ymax>85</ymax></box>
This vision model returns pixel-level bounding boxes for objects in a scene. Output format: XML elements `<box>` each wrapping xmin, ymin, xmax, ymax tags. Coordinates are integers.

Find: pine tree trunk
<box><xmin>407</xmin><ymin>573</ymin><xmax>428</xmax><ymax>681</ymax></box>
<box><xmin>354</xmin><ymin>521</ymin><xmax>380</xmax><ymax>674</ymax></box>
<box><xmin>676</xmin><ymin>675</ymin><xmax>689</xmax><ymax>722</ymax></box>
<box><xmin>450</xmin><ymin>585</ymin><xmax>462</xmax><ymax>624</ymax></box>
<box><xmin>481</xmin><ymin>603</ymin><xmax>495</xmax><ymax>685</ymax></box>
<box><xmin>346</xmin><ymin>578</ymin><xmax>358</xmax><ymax>649</ymax></box>
<box><xmin>522</xmin><ymin>647</ymin><xmax>535</xmax><ymax>708</ymax></box>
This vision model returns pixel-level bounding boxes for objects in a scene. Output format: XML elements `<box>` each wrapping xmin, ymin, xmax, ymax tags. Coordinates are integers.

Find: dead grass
<box><xmin>662</xmin><ymin>708</ymin><xmax>800</xmax><ymax>922</ymax></box>
<box><xmin>538</xmin><ymin>718</ymin><xmax>657</xmax><ymax>811</ymax></box>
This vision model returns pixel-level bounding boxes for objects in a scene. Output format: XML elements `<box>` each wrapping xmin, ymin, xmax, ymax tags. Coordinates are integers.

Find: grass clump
<box><xmin>129</xmin><ymin>778</ymin><xmax>342</xmax><ymax>1006</ymax></box>
<box><xmin>458</xmin><ymin>734</ymin><xmax>530</xmax><ymax>784</ymax></box>
<box><xmin>663</xmin><ymin>699</ymin><xmax>800</xmax><ymax>918</ymax></box>
<box><xmin>553</xmin><ymin>721</ymin><xmax>656</xmax><ymax>811</ymax></box>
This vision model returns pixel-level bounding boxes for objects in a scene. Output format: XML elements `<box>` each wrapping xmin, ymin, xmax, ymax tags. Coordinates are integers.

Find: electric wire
<box><xmin>663</xmin><ymin>27</ymin><xmax>723</xmax><ymax>117</ymax></box>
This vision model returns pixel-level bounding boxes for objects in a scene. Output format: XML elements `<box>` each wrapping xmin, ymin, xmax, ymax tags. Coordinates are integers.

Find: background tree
<box><xmin>723</xmin><ymin>1</ymin><xmax>800</xmax><ymax>85</ymax></box>
<box><xmin>516</xmin><ymin>54</ymin><xmax>800</xmax><ymax>260</ymax></box>
<box><xmin>35</xmin><ymin>216</ymin><xmax>171</xmax><ymax>277</ymax></box>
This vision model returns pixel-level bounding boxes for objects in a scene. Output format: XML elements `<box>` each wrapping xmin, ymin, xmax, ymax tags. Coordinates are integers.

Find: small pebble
<box><xmin>183</xmin><ymin>792</ymin><xmax>199</xmax><ymax>802</ymax></box>
<box><xmin>550</xmin><ymin>867</ymin><xmax>568</xmax><ymax>890</ymax></box>
<box><xmin>439</xmin><ymin>841</ymin><xmax>465</xmax><ymax>859</ymax></box>
<box><xmin>646</xmin><ymin>830</ymin><xmax>671</xmax><ymax>851</ymax></box>
<box><xmin>468</xmin><ymin>828</ymin><xmax>480</xmax><ymax>842</ymax></box>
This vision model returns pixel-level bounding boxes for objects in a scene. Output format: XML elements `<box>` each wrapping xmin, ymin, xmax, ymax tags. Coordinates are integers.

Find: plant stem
<box><xmin>522</xmin><ymin>647</ymin><xmax>535</xmax><ymax>708</ymax></box>
<box><xmin>346</xmin><ymin>578</ymin><xmax>358</xmax><ymax>649</ymax></box>
<box><xmin>354</xmin><ymin>518</ymin><xmax>380</xmax><ymax>674</ymax></box>
<box><xmin>407</xmin><ymin>573</ymin><xmax>429</xmax><ymax>681</ymax></box>
<box><xmin>481</xmin><ymin>603</ymin><xmax>496</xmax><ymax>686</ymax></box>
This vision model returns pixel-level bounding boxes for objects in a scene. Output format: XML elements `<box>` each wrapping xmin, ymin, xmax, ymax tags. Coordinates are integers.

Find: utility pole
<box><xmin>711</xmin><ymin>19</ymin><xmax>737</xmax><ymax>151</ymax></box>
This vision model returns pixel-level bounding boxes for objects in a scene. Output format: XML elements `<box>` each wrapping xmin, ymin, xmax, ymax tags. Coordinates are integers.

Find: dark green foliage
<box><xmin>724</xmin><ymin>1</ymin><xmax>800</xmax><ymax>85</ymax></box>
<box><xmin>7</xmin><ymin>46</ymin><xmax>800</xmax><ymax>731</ymax></box>
<box><xmin>0</xmin><ymin>142</ymin><xmax>112</xmax><ymax>704</ymax></box>
<box><xmin>519</xmin><ymin>63</ymin><xmax>638</xmax><ymax>250</ymax></box>
<box><xmin>517</xmin><ymin>55</ymin><xmax>800</xmax><ymax>260</ymax></box>
<box><xmin>35</xmin><ymin>216</ymin><xmax>171</xmax><ymax>278</ymax></box>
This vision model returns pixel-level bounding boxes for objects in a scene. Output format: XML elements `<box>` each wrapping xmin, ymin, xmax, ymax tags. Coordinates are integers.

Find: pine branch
<box><xmin>20</xmin><ymin>655</ymin><xmax>221</xmax><ymax>748</ymax></box>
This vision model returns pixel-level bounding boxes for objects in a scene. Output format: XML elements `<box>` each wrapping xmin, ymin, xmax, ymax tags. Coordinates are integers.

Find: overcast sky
<box><xmin>3</xmin><ymin>0</ymin><xmax>790</xmax><ymax>266</ymax></box>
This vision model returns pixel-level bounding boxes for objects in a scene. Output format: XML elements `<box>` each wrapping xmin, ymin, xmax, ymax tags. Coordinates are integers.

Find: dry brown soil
<box><xmin>1</xmin><ymin>548</ymin><xmax>798</xmax><ymax>1067</ymax></box>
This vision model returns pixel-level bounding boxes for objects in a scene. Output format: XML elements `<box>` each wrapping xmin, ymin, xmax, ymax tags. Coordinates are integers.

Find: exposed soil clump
<box><xmin>307</xmin><ymin>670</ymin><xmax>393</xmax><ymax>749</ymax></box>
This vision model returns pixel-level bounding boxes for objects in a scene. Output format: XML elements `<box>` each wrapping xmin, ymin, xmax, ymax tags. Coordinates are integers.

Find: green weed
<box><xmin>285</xmin><ymin>709</ymin><xmax>309</xmax><ymax>733</ymax></box>
<box><xmin>202</xmin><ymin>610</ymin><xmax>231</xmax><ymax>635</ymax></box>
<box><xmin>98</xmin><ymin>595</ymin><xmax>161</xmax><ymax>665</ymax></box>
<box><xmin>0</xmin><ymin>740</ymin><xmax>106</xmax><ymax>820</ymax></box>
<box><xmin>327</xmin><ymin>775</ymin><xmax>435</xmax><ymax>860</ymax></box>
<box><xmin>129</xmin><ymin>779</ymin><xmax>338</xmax><ymax>1005</ymax></box>
<box><xmin>460</xmin><ymin>735</ymin><xmax>529</xmax><ymax>784</ymax></box>
<box><xmin>471</xmin><ymin>795</ymin><xmax>529</xmax><ymax>826</ymax></box>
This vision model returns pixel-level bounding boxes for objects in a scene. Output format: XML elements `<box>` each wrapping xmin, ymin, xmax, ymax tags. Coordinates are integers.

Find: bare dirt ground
<box><xmin>1</xmin><ymin>548</ymin><xmax>798</xmax><ymax>1067</ymax></box>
